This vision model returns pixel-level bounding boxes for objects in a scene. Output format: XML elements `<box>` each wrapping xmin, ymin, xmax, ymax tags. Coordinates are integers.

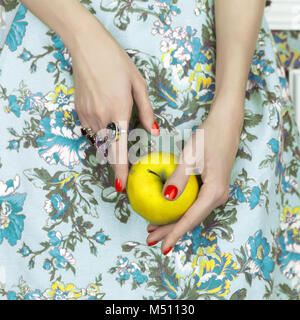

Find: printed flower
<box><xmin>44</xmin><ymin>84</ymin><xmax>74</xmax><ymax>112</ymax></box>
<box><xmin>275</xmin><ymin>230</ymin><xmax>300</xmax><ymax>280</ymax></box>
<box><xmin>173</xmin><ymin>26</ymin><xmax>187</xmax><ymax>40</ymax></box>
<box><xmin>47</xmin><ymin>63</ymin><xmax>56</xmax><ymax>73</ymax></box>
<box><xmin>160</xmin><ymin>271</ymin><xmax>178</xmax><ymax>299</ymax></box>
<box><xmin>116</xmin><ymin>256</ymin><xmax>129</xmax><ymax>268</ymax></box>
<box><xmin>194</xmin><ymin>0</ymin><xmax>208</xmax><ymax>13</ymax></box>
<box><xmin>23</xmin><ymin>90</ymin><xmax>44</xmax><ymax>111</ymax></box>
<box><xmin>177</xmin><ymin>225</ymin><xmax>217</xmax><ymax>255</ymax></box>
<box><xmin>131</xmin><ymin>269</ymin><xmax>148</xmax><ymax>285</ymax></box>
<box><xmin>0</xmin><ymin>176</ymin><xmax>26</xmax><ymax>246</ymax></box>
<box><xmin>49</xmin><ymin>247</ymin><xmax>75</xmax><ymax>269</ymax></box>
<box><xmin>128</xmin><ymin>263</ymin><xmax>148</xmax><ymax>285</ymax></box>
<box><xmin>44</xmin><ymin>281</ymin><xmax>82</xmax><ymax>300</ymax></box>
<box><xmin>193</xmin><ymin>253</ymin><xmax>239</xmax><ymax>296</ymax></box>
<box><xmin>172</xmin><ymin>226</ymin><xmax>219</xmax><ymax>279</ymax></box>
<box><xmin>247</xmin><ymin>50</ymin><xmax>274</xmax><ymax>90</ymax></box>
<box><xmin>7</xmin><ymin>291</ymin><xmax>17</xmax><ymax>300</ymax></box>
<box><xmin>51</xmin><ymin>34</ymin><xmax>64</xmax><ymax>51</ymax></box>
<box><xmin>86</xmin><ymin>283</ymin><xmax>102</xmax><ymax>299</ymax></box>
<box><xmin>47</xmin><ymin>230</ymin><xmax>62</xmax><ymax>247</ymax></box>
<box><xmin>43</xmin><ymin>261</ymin><xmax>51</xmax><ymax>271</ymax></box>
<box><xmin>267</xmin><ymin>138</ymin><xmax>297</xmax><ymax>193</ymax></box>
<box><xmin>117</xmin><ymin>269</ymin><xmax>130</xmax><ymax>282</ymax></box>
<box><xmin>44</xmin><ymin>193</ymin><xmax>71</xmax><ymax>220</ymax></box>
<box><xmin>25</xmin><ymin>290</ymin><xmax>43</xmax><ymax>300</ymax></box>
<box><xmin>20</xmin><ymin>49</ymin><xmax>32</xmax><ymax>61</ymax></box>
<box><xmin>94</xmin><ymin>233</ymin><xmax>107</xmax><ymax>244</ymax></box>
<box><xmin>5</xmin><ymin>5</ymin><xmax>28</xmax><ymax>52</ymax></box>
<box><xmin>20</xmin><ymin>245</ymin><xmax>31</xmax><ymax>257</ymax></box>
<box><xmin>248</xmin><ymin>186</ymin><xmax>262</xmax><ymax>210</ymax></box>
<box><xmin>229</xmin><ymin>181</ymin><xmax>247</xmax><ymax>203</ymax></box>
<box><xmin>53</xmin><ymin>47</ymin><xmax>72</xmax><ymax>72</ymax></box>
<box><xmin>36</xmin><ymin>109</ymin><xmax>90</xmax><ymax>168</ymax></box>
<box><xmin>115</xmin><ymin>256</ymin><xmax>132</xmax><ymax>283</ymax></box>
<box><xmin>281</xmin><ymin>206</ymin><xmax>300</xmax><ymax>231</ymax></box>
<box><xmin>277</xmin><ymin>64</ymin><xmax>290</xmax><ymax>100</ymax></box>
<box><xmin>8</xmin><ymin>140</ymin><xmax>20</xmax><ymax>151</ymax></box>
<box><xmin>245</xmin><ymin>230</ymin><xmax>275</xmax><ymax>281</ymax></box>
<box><xmin>8</xmin><ymin>95</ymin><xmax>21</xmax><ymax>117</ymax></box>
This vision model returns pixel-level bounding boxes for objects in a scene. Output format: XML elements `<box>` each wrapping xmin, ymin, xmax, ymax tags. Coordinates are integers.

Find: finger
<box><xmin>160</xmin><ymin>184</ymin><xmax>222</xmax><ymax>254</ymax></box>
<box><xmin>162</xmin><ymin>163</ymin><xmax>190</xmax><ymax>200</ymax></box>
<box><xmin>147</xmin><ymin>224</ymin><xmax>160</xmax><ymax>233</ymax></box>
<box><xmin>109</xmin><ymin>119</ymin><xmax>129</xmax><ymax>193</ymax></box>
<box><xmin>132</xmin><ymin>77</ymin><xmax>159</xmax><ymax>136</ymax></box>
<box><xmin>146</xmin><ymin>223</ymin><xmax>176</xmax><ymax>246</ymax></box>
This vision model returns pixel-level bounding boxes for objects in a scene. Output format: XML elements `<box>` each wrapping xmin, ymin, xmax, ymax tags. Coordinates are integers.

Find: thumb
<box><xmin>132</xmin><ymin>77</ymin><xmax>160</xmax><ymax>136</ymax></box>
<box><xmin>162</xmin><ymin>163</ymin><xmax>190</xmax><ymax>201</ymax></box>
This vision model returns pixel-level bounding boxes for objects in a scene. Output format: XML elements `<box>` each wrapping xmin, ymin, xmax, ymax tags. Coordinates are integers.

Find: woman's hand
<box><xmin>69</xmin><ymin>18</ymin><xmax>158</xmax><ymax>192</ymax></box>
<box><xmin>19</xmin><ymin>0</ymin><xmax>158</xmax><ymax>192</ymax></box>
<box><xmin>146</xmin><ymin>98</ymin><xmax>244</xmax><ymax>255</ymax></box>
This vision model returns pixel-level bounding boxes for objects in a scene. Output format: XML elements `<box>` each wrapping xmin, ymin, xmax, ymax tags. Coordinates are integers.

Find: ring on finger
<box><xmin>95</xmin><ymin>121</ymin><xmax>127</xmax><ymax>157</ymax></box>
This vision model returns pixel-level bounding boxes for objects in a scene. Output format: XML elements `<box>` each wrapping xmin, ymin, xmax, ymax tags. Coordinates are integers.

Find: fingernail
<box><xmin>152</xmin><ymin>121</ymin><xmax>160</xmax><ymax>136</ymax></box>
<box><xmin>148</xmin><ymin>240</ymin><xmax>158</xmax><ymax>246</ymax></box>
<box><xmin>148</xmin><ymin>229</ymin><xmax>155</xmax><ymax>233</ymax></box>
<box><xmin>164</xmin><ymin>185</ymin><xmax>178</xmax><ymax>200</ymax></box>
<box><xmin>163</xmin><ymin>246</ymin><xmax>173</xmax><ymax>255</ymax></box>
<box><xmin>115</xmin><ymin>178</ymin><xmax>122</xmax><ymax>192</ymax></box>
<box><xmin>121</xmin><ymin>188</ymin><xmax>126</xmax><ymax>194</ymax></box>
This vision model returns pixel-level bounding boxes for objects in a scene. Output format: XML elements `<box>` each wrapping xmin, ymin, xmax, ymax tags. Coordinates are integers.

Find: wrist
<box><xmin>209</xmin><ymin>95</ymin><xmax>245</xmax><ymax>134</ymax></box>
<box><xmin>211</xmin><ymin>89</ymin><xmax>246</xmax><ymax>109</ymax></box>
<box><xmin>55</xmin><ymin>3</ymin><xmax>108</xmax><ymax>54</ymax></box>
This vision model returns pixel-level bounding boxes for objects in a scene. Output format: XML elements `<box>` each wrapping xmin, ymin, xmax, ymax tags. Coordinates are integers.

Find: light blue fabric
<box><xmin>0</xmin><ymin>0</ymin><xmax>299</xmax><ymax>300</ymax></box>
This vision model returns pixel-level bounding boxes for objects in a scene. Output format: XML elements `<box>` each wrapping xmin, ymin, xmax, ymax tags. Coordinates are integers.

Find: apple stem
<box><xmin>147</xmin><ymin>169</ymin><xmax>166</xmax><ymax>184</ymax></box>
<box><xmin>147</xmin><ymin>169</ymin><xmax>160</xmax><ymax>178</ymax></box>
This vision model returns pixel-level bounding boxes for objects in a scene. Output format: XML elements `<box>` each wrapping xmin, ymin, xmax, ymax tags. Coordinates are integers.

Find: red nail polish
<box><xmin>164</xmin><ymin>185</ymin><xmax>178</xmax><ymax>200</ymax></box>
<box><xmin>115</xmin><ymin>178</ymin><xmax>122</xmax><ymax>192</ymax></box>
<box><xmin>148</xmin><ymin>229</ymin><xmax>155</xmax><ymax>233</ymax></box>
<box><xmin>163</xmin><ymin>246</ymin><xmax>173</xmax><ymax>255</ymax></box>
<box><xmin>121</xmin><ymin>188</ymin><xmax>126</xmax><ymax>194</ymax></box>
<box><xmin>152</xmin><ymin>121</ymin><xmax>160</xmax><ymax>136</ymax></box>
<box><xmin>148</xmin><ymin>241</ymin><xmax>158</xmax><ymax>246</ymax></box>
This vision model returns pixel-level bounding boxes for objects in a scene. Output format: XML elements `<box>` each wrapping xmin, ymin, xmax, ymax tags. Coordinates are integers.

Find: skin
<box><xmin>147</xmin><ymin>0</ymin><xmax>267</xmax><ymax>254</ymax></box>
<box><xmin>20</xmin><ymin>0</ymin><xmax>267</xmax><ymax>254</ymax></box>
<box><xmin>20</xmin><ymin>0</ymin><xmax>156</xmax><ymax>191</ymax></box>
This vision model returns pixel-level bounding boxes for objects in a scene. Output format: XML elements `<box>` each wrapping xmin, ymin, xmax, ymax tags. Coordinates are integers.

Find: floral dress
<box><xmin>0</xmin><ymin>0</ymin><xmax>299</xmax><ymax>300</ymax></box>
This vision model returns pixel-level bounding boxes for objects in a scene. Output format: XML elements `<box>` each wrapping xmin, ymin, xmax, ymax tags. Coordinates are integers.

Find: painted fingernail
<box><xmin>148</xmin><ymin>229</ymin><xmax>155</xmax><ymax>233</ymax></box>
<box><xmin>148</xmin><ymin>240</ymin><xmax>158</xmax><ymax>246</ymax></box>
<box><xmin>163</xmin><ymin>246</ymin><xmax>173</xmax><ymax>255</ymax></box>
<box><xmin>152</xmin><ymin>121</ymin><xmax>160</xmax><ymax>136</ymax></box>
<box><xmin>115</xmin><ymin>178</ymin><xmax>122</xmax><ymax>192</ymax></box>
<box><xmin>164</xmin><ymin>185</ymin><xmax>178</xmax><ymax>200</ymax></box>
<box><xmin>121</xmin><ymin>188</ymin><xmax>126</xmax><ymax>194</ymax></box>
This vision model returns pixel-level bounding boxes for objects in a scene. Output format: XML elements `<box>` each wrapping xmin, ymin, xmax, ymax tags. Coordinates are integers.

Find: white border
<box><xmin>289</xmin><ymin>69</ymin><xmax>300</xmax><ymax>133</ymax></box>
<box><xmin>265</xmin><ymin>0</ymin><xmax>300</xmax><ymax>30</ymax></box>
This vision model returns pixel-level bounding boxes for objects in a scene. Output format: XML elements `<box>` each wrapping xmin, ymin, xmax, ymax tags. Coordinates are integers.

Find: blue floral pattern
<box><xmin>0</xmin><ymin>0</ymin><xmax>299</xmax><ymax>300</ymax></box>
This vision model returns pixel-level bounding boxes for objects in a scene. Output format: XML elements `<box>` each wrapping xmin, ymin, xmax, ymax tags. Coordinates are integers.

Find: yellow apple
<box><xmin>126</xmin><ymin>152</ymin><xmax>199</xmax><ymax>225</ymax></box>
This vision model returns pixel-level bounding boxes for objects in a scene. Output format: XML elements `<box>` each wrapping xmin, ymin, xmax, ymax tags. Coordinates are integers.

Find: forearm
<box><xmin>19</xmin><ymin>0</ymin><xmax>108</xmax><ymax>52</ymax></box>
<box><xmin>212</xmin><ymin>0</ymin><xmax>266</xmax><ymax>108</ymax></box>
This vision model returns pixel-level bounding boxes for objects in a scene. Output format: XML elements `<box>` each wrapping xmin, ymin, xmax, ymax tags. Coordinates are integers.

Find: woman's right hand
<box><xmin>67</xmin><ymin>15</ymin><xmax>159</xmax><ymax>193</ymax></box>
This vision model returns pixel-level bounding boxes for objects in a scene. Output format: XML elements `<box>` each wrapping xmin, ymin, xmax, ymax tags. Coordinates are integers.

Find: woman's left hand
<box><xmin>146</xmin><ymin>98</ymin><xmax>245</xmax><ymax>255</ymax></box>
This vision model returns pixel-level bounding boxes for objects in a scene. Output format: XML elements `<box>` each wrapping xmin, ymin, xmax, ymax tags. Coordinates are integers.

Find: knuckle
<box><xmin>94</xmin><ymin>108</ymin><xmax>104</xmax><ymax>120</ymax></box>
<box><xmin>122</xmin><ymin>94</ymin><xmax>133</xmax><ymax>108</ymax></box>
<box><xmin>135</xmin><ymin>76</ymin><xmax>148</xmax><ymax>91</ymax></box>
<box><xmin>84</xmin><ymin>107</ymin><xmax>94</xmax><ymax>118</ymax></box>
